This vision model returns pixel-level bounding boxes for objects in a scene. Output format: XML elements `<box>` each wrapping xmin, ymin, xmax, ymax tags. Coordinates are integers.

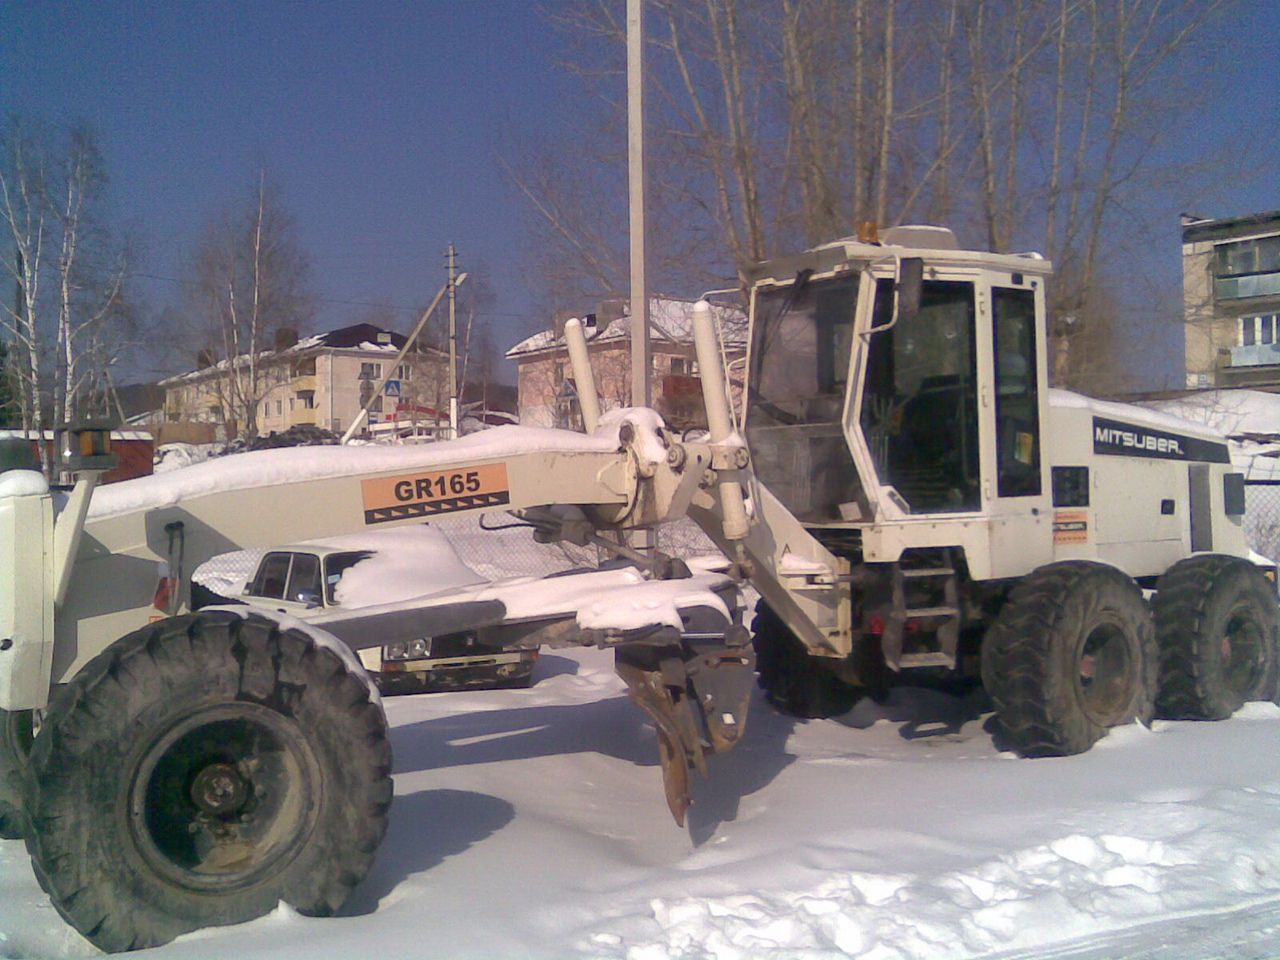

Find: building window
<box><xmin>396</xmin><ymin>364</ymin><xmax>412</xmax><ymax>381</ymax></box>
<box><xmin>276</xmin><ymin>400</ymin><xmax>283</xmax><ymax>415</ymax></box>
<box><xmin>296</xmin><ymin>391</ymin><xmax>315</xmax><ymax>410</ymax></box>
<box><xmin>1240</xmin><ymin>314</ymin><xmax>1279</xmax><ymax>346</ymax></box>
<box><xmin>1215</xmin><ymin>236</ymin><xmax>1280</xmax><ymax>278</ymax></box>
<box><xmin>670</xmin><ymin>357</ymin><xmax>688</xmax><ymax>376</ymax></box>
<box><xmin>293</xmin><ymin>357</ymin><xmax>316</xmax><ymax>377</ymax></box>
<box><xmin>359</xmin><ymin>362</ymin><xmax>382</xmax><ymax>380</ymax></box>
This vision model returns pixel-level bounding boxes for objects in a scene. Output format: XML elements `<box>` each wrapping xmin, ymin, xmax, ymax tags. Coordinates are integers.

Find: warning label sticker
<box><xmin>1053</xmin><ymin>509</ymin><xmax>1090</xmax><ymax>545</ymax></box>
<box><xmin>361</xmin><ymin>463</ymin><xmax>511</xmax><ymax>524</ymax></box>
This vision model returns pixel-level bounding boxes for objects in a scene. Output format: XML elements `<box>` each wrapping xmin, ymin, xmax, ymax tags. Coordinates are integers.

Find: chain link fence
<box><xmin>1245</xmin><ymin>480</ymin><xmax>1280</xmax><ymax>563</ymax></box>
<box><xmin>194</xmin><ymin>513</ymin><xmax>727</xmax><ymax>595</ymax></box>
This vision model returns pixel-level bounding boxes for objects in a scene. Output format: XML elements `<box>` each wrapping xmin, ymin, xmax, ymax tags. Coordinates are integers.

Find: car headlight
<box><xmin>383</xmin><ymin>638</ymin><xmax>431</xmax><ymax>661</ymax></box>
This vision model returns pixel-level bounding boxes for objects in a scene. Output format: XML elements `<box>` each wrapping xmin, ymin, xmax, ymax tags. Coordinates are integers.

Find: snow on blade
<box><xmin>86</xmin><ymin>424</ymin><xmax>619</xmax><ymax>520</ymax></box>
<box><xmin>473</xmin><ymin>566</ymin><xmax>732</xmax><ymax>631</ymax></box>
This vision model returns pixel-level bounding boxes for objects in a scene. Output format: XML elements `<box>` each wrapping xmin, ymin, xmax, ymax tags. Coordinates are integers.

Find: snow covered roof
<box><xmin>506</xmin><ymin>298</ymin><xmax>747</xmax><ymax>360</ymax></box>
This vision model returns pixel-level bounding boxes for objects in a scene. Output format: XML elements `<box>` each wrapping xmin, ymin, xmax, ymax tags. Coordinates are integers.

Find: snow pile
<box><xmin>154</xmin><ymin>443</ymin><xmax>223</xmax><ymax>474</ymax></box>
<box><xmin>310</xmin><ymin>527</ymin><xmax>487</xmax><ymax>608</ymax></box>
<box><xmin>0</xmin><ymin>469</ymin><xmax>48</xmax><ymax>498</ymax></box>
<box><xmin>473</xmin><ymin>566</ymin><xmax>731</xmax><ymax>632</ymax></box>
<box><xmin>1139</xmin><ymin>389</ymin><xmax>1280</xmax><ymax>480</ymax></box>
<box><xmin>6</xmin><ymin>660</ymin><xmax>1266</xmax><ymax>960</ymax></box>
<box><xmin>1050</xmin><ymin>389</ymin><xmax>1229</xmax><ymax>442</ymax></box>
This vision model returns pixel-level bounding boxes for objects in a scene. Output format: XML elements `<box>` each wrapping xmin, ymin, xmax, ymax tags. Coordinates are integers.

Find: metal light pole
<box><xmin>447</xmin><ymin>243</ymin><xmax>459</xmax><ymax>438</ymax></box>
<box><xmin>627</xmin><ymin>0</ymin><xmax>650</xmax><ymax>409</ymax></box>
<box><xmin>340</xmin><ymin>271</ymin><xmax>466</xmax><ymax>445</ymax></box>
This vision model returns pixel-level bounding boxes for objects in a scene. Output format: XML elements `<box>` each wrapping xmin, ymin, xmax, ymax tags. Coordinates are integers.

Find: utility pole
<box><xmin>627</xmin><ymin>0</ymin><xmax>650</xmax><ymax>409</ymax></box>
<box><xmin>447</xmin><ymin>243</ymin><xmax>459</xmax><ymax>438</ymax></box>
<box><xmin>626</xmin><ymin>0</ymin><xmax>654</xmax><ymax>557</ymax></box>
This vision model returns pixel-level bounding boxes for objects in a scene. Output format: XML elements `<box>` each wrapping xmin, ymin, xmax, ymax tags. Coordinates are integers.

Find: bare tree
<box><xmin>0</xmin><ymin>119</ymin><xmax>130</xmax><ymax>461</ymax></box>
<box><xmin>518</xmin><ymin>0</ymin><xmax>1234</xmax><ymax>393</ymax></box>
<box><xmin>187</xmin><ymin>172</ymin><xmax>312</xmax><ymax>440</ymax></box>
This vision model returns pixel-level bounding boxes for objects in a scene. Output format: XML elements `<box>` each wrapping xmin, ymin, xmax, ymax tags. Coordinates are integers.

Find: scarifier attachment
<box><xmin>615</xmin><ymin>628</ymin><xmax>755</xmax><ymax>826</ymax></box>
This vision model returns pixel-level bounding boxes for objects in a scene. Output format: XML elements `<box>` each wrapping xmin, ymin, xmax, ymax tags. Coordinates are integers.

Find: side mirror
<box><xmin>896</xmin><ymin>257</ymin><xmax>923</xmax><ymax>326</ymax></box>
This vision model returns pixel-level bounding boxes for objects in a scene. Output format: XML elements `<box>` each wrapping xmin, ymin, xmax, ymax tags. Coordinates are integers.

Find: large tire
<box><xmin>1153</xmin><ymin>555</ymin><xmax>1279</xmax><ymax>720</ymax></box>
<box><xmin>25</xmin><ymin>611</ymin><xmax>393</xmax><ymax>953</ymax></box>
<box><xmin>0</xmin><ymin>708</ymin><xmax>35</xmax><ymax>839</ymax></box>
<box><xmin>752</xmin><ymin>604</ymin><xmax>859</xmax><ymax>719</ymax></box>
<box><xmin>981</xmin><ymin>561</ymin><xmax>1156</xmax><ymax>757</ymax></box>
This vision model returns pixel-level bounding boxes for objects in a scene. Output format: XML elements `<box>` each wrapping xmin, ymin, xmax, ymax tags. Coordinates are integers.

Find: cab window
<box><xmin>286</xmin><ymin>553</ymin><xmax>322</xmax><ymax>604</ymax></box>
<box><xmin>992</xmin><ymin>287</ymin><xmax>1042</xmax><ymax>497</ymax></box>
<box><xmin>248</xmin><ymin>552</ymin><xmax>291</xmax><ymax>600</ymax></box>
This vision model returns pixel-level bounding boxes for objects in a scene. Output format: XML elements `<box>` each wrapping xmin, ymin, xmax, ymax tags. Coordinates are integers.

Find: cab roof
<box><xmin>746</xmin><ymin>226</ymin><xmax>1053</xmax><ymax>287</ymax></box>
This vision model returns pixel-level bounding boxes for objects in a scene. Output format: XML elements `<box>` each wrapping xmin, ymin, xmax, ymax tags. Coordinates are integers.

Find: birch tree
<box><xmin>0</xmin><ymin>119</ymin><xmax>130</xmax><ymax>458</ymax></box>
<box><xmin>188</xmin><ymin>172</ymin><xmax>312</xmax><ymax>440</ymax></box>
<box><xmin>521</xmin><ymin>0</ymin><xmax>1233</xmax><ymax>392</ymax></box>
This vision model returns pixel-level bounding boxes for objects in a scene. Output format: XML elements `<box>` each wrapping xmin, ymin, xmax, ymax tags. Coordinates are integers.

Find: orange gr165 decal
<box><xmin>361</xmin><ymin>462</ymin><xmax>511</xmax><ymax>524</ymax></box>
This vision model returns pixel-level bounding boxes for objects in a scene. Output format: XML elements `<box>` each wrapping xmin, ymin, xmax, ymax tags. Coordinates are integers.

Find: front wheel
<box><xmin>981</xmin><ymin>561</ymin><xmax>1156</xmax><ymax>757</ymax></box>
<box><xmin>0</xmin><ymin>708</ymin><xmax>35</xmax><ymax>839</ymax></box>
<box><xmin>25</xmin><ymin>612</ymin><xmax>393</xmax><ymax>953</ymax></box>
<box><xmin>752</xmin><ymin>604</ymin><xmax>859</xmax><ymax>719</ymax></box>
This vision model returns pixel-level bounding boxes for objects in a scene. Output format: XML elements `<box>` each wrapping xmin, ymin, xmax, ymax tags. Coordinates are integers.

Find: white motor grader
<box><xmin>0</xmin><ymin>225</ymin><xmax>1273</xmax><ymax>951</ymax></box>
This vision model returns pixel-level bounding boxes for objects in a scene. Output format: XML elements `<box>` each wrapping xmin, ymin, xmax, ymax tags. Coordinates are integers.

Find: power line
<box><xmin>125</xmin><ymin>271</ymin><xmax>542</xmax><ymax>321</ymax></box>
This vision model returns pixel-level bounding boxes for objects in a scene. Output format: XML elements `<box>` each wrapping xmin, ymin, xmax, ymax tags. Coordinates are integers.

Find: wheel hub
<box><xmin>1076</xmin><ymin>621</ymin><xmax>1134</xmax><ymax>725</ymax></box>
<box><xmin>129</xmin><ymin>702</ymin><xmax>320</xmax><ymax>892</ymax></box>
<box><xmin>190</xmin><ymin>762</ymin><xmax>248</xmax><ymax>817</ymax></box>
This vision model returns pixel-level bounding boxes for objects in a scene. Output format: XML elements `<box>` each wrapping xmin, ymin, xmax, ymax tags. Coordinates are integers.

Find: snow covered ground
<box><xmin>4</xmin><ymin>396</ymin><xmax>1279</xmax><ymax>958</ymax></box>
<box><xmin>1</xmin><ymin>647</ymin><xmax>1277</xmax><ymax>960</ymax></box>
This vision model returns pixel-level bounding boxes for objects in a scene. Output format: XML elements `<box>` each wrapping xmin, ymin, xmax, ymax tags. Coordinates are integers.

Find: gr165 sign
<box><xmin>361</xmin><ymin>462</ymin><xmax>511</xmax><ymax>524</ymax></box>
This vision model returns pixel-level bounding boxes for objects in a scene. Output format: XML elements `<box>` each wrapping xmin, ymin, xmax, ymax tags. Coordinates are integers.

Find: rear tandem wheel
<box><xmin>1153</xmin><ymin>554</ymin><xmax>1279</xmax><ymax>719</ymax></box>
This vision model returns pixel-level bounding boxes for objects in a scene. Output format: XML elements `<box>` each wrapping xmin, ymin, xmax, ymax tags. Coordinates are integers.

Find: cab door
<box><xmin>984</xmin><ymin>278</ymin><xmax>1053</xmax><ymax>573</ymax></box>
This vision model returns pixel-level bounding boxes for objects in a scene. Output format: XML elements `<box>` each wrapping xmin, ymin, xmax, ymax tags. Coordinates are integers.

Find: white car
<box><xmin>199</xmin><ymin>529</ymin><xmax>539</xmax><ymax>694</ymax></box>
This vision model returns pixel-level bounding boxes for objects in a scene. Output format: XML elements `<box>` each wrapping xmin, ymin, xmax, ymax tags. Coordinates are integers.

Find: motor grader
<box><xmin>0</xmin><ymin>225</ymin><xmax>1274</xmax><ymax>952</ymax></box>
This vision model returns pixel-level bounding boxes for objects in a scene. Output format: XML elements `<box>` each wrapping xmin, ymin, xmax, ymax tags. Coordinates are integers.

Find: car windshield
<box><xmin>323</xmin><ymin>551</ymin><xmax>374</xmax><ymax>605</ymax></box>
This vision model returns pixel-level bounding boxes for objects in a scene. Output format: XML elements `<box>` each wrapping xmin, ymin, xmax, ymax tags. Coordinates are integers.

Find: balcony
<box><xmin>291</xmin><ymin>374</ymin><xmax>317</xmax><ymax>391</ymax></box>
<box><xmin>290</xmin><ymin>407</ymin><xmax>317</xmax><ymax>426</ymax></box>
<box><xmin>1229</xmin><ymin>342</ymin><xmax>1280</xmax><ymax>368</ymax></box>
<box><xmin>1214</xmin><ymin>272</ymin><xmax>1280</xmax><ymax>301</ymax></box>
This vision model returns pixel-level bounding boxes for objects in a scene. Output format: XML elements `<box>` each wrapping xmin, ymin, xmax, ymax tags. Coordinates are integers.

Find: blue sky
<box><xmin>2</xmin><ymin>2</ymin><xmax>1278</xmax><ymax>389</ymax></box>
<box><xmin>2</xmin><ymin>2</ymin><xmax>580</xmax><ymax>379</ymax></box>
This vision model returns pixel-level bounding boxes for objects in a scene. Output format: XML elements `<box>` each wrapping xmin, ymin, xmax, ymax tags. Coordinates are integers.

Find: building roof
<box><xmin>505</xmin><ymin>297</ymin><xmax>747</xmax><ymax>359</ymax></box>
<box><xmin>160</xmin><ymin>323</ymin><xmax>439</xmax><ymax>386</ymax></box>
<box><xmin>1182</xmin><ymin>210</ymin><xmax>1280</xmax><ymax>244</ymax></box>
<box><xmin>291</xmin><ymin>323</ymin><xmax>408</xmax><ymax>352</ymax></box>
